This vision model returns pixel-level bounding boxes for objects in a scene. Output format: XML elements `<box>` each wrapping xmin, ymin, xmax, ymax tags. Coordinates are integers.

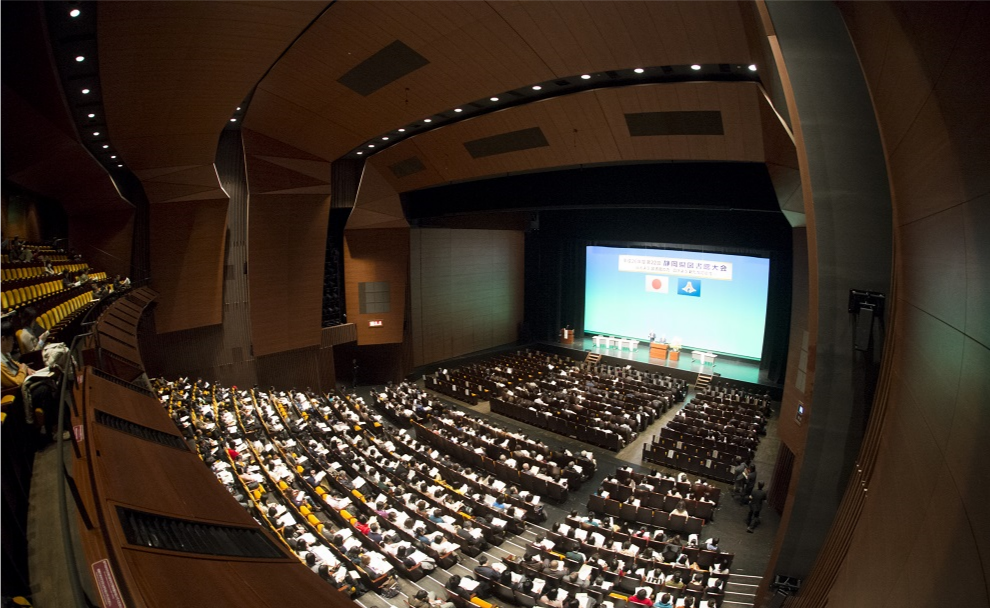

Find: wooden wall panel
<box><xmin>243</xmin><ymin>128</ymin><xmax>332</xmax><ymax>357</ymax></box>
<box><xmin>792</xmin><ymin>3</ymin><xmax>990</xmax><ymax>605</ymax></box>
<box><xmin>148</xmin><ymin>198</ymin><xmax>227</xmax><ymax>333</ymax></box>
<box><xmin>410</xmin><ymin>228</ymin><xmax>524</xmax><ymax>367</ymax></box>
<box><xmin>247</xmin><ymin>192</ymin><xmax>330</xmax><ymax>356</ymax></box>
<box><xmin>68</xmin><ymin>209</ymin><xmax>135</xmax><ymax>279</ymax></box>
<box><xmin>368</xmin><ymin>82</ymin><xmax>766</xmax><ymax>194</ymax></box>
<box><xmin>344</xmin><ymin>228</ymin><xmax>409</xmax><ymax>346</ymax></box>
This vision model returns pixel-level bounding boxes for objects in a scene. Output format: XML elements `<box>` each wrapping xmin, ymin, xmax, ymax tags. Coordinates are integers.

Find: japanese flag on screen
<box><xmin>645</xmin><ymin>275</ymin><xmax>670</xmax><ymax>293</ymax></box>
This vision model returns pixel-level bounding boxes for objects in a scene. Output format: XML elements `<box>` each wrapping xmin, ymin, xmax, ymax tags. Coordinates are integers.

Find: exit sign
<box><xmin>369</xmin><ymin>320</ymin><xmax>383</xmax><ymax>327</ymax></box>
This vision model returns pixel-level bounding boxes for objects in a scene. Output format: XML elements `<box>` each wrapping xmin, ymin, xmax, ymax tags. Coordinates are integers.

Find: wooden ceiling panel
<box><xmin>368</xmin><ymin>82</ymin><xmax>766</xmax><ymax>194</ymax></box>
<box><xmin>245</xmin><ymin>1</ymin><xmax>755</xmax><ymax>164</ymax></box>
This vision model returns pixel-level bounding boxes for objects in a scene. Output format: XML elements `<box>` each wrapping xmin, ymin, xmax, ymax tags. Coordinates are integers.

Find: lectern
<box><xmin>649</xmin><ymin>342</ymin><xmax>669</xmax><ymax>360</ymax></box>
<box><xmin>560</xmin><ymin>328</ymin><xmax>574</xmax><ymax>344</ymax></box>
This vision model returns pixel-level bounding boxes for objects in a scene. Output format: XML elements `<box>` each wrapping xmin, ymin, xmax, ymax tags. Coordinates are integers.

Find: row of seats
<box><xmin>1</xmin><ymin>261</ymin><xmax>86</xmax><ymax>282</ymax></box>
<box><xmin>1</xmin><ymin>271</ymin><xmax>106</xmax><ymax>312</ymax></box>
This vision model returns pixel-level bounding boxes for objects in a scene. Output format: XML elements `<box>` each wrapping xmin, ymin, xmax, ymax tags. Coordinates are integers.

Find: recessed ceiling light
<box><xmin>230</xmin><ymin>118</ymin><xmax>237</xmax><ymax>122</ymax></box>
<box><xmin>454</xmin><ymin>108</ymin><xmax>462</xmax><ymax>113</ymax></box>
<box><xmin>490</xmin><ymin>97</ymin><xmax>499</xmax><ymax>102</ymax></box>
<box><xmin>634</xmin><ymin>68</ymin><xmax>644</xmax><ymax>74</ymax></box>
<box><xmin>87</xmin><ymin>113</ymin><xmax>95</xmax><ymax>118</ymax></box>
<box><xmin>111</xmin><ymin>155</ymin><xmax>116</xmax><ymax>159</ymax></box>
<box><xmin>81</xmin><ymin>88</ymin><xmax>90</xmax><ymax>94</ymax></box>
<box><xmin>748</xmin><ymin>64</ymin><xmax>757</xmax><ymax>72</ymax></box>
<box><xmin>368</xmin><ymin>144</ymin><xmax>375</xmax><ymax>148</ymax></box>
<box><xmin>69</xmin><ymin>8</ymin><xmax>81</xmax><ymax>17</ymax></box>
<box><xmin>356</xmin><ymin>151</ymin><xmax>364</xmax><ymax>155</ymax></box>
<box><xmin>424</xmin><ymin>118</ymin><xmax>432</xmax><ymax>123</ymax></box>
<box><xmin>93</xmin><ymin>131</ymin><xmax>100</xmax><ymax>136</ymax></box>
<box><xmin>532</xmin><ymin>85</ymin><xmax>542</xmax><ymax>91</ymax></box>
<box><xmin>75</xmin><ymin>56</ymin><xmax>85</xmax><ymax>62</ymax></box>
<box><xmin>382</xmin><ymin>137</ymin><xmax>389</xmax><ymax>141</ymax></box>
<box><xmin>691</xmin><ymin>64</ymin><xmax>702</xmax><ymax>71</ymax></box>
<box><xmin>398</xmin><ymin>128</ymin><xmax>406</xmax><ymax>132</ymax></box>
<box><xmin>236</xmin><ymin>107</ymin><xmax>241</xmax><ymax>111</ymax></box>
<box><xmin>102</xmin><ymin>145</ymin><xmax>109</xmax><ymax>149</ymax></box>
<box><xmin>117</xmin><ymin>164</ymin><xmax>123</xmax><ymax>167</ymax></box>
<box><xmin>581</xmin><ymin>74</ymin><xmax>591</xmax><ymax>80</ymax></box>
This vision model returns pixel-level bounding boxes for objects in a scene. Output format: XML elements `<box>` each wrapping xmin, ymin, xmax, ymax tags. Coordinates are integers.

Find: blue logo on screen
<box><xmin>677</xmin><ymin>278</ymin><xmax>701</xmax><ymax>297</ymax></box>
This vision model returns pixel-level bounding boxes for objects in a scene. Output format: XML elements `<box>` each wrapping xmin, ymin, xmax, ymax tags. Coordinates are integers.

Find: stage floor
<box><xmin>557</xmin><ymin>336</ymin><xmax>771</xmax><ymax>386</ymax></box>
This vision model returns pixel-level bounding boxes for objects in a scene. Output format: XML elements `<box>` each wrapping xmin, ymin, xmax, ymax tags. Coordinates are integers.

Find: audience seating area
<box><xmin>428</xmin><ymin>349</ymin><xmax>688</xmax><ymax>452</ymax></box>
<box><xmin>643</xmin><ymin>387</ymin><xmax>768</xmax><ymax>483</ymax></box>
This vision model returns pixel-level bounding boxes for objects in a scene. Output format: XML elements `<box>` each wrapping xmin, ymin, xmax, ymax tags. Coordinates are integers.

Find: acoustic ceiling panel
<box><xmin>337</xmin><ymin>40</ymin><xmax>430</xmax><ymax>96</ymax></box>
<box><xmin>463</xmin><ymin>127</ymin><xmax>549</xmax><ymax>159</ymax></box>
<box><xmin>625</xmin><ymin>111</ymin><xmax>725</xmax><ymax>136</ymax></box>
<box><xmin>389</xmin><ymin>156</ymin><xmax>426</xmax><ymax>179</ymax></box>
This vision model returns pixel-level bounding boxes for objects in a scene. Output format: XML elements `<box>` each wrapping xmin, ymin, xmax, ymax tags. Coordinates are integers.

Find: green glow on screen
<box><xmin>584</xmin><ymin>245</ymin><xmax>770</xmax><ymax>359</ymax></box>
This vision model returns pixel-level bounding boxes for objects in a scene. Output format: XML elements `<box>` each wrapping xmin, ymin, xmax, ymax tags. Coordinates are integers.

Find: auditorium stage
<box><xmin>544</xmin><ymin>337</ymin><xmax>781</xmax><ymax>393</ymax></box>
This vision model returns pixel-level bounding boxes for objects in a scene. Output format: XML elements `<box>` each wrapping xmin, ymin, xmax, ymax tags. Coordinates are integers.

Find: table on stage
<box><xmin>691</xmin><ymin>350</ymin><xmax>718</xmax><ymax>366</ymax></box>
<box><xmin>591</xmin><ymin>335</ymin><xmax>639</xmax><ymax>350</ymax></box>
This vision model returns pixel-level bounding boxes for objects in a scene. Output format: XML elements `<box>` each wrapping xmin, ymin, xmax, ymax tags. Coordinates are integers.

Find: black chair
<box><xmin>667</xmin><ymin>514</ymin><xmax>687</xmax><ymax>533</ymax></box>
<box><xmin>619</xmin><ymin>502</ymin><xmax>638</xmax><ymax>522</ymax></box>
<box><xmin>588</xmin><ymin>494</ymin><xmax>606</xmax><ymax>515</ymax></box>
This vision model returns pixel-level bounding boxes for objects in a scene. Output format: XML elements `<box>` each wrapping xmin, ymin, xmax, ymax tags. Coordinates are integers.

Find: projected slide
<box><xmin>584</xmin><ymin>246</ymin><xmax>770</xmax><ymax>359</ymax></box>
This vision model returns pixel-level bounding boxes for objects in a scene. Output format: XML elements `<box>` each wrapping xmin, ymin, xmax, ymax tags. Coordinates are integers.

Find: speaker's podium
<box><xmin>649</xmin><ymin>342</ymin><xmax>669</xmax><ymax>360</ymax></box>
<box><xmin>560</xmin><ymin>328</ymin><xmax>574</xmax><ymax>345</ymax></box>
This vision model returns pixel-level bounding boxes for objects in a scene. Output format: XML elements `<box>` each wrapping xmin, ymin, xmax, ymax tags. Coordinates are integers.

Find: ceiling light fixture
<box><xmin>102</xmin><ymin>144</ymin><xmax>109</xmax><ymax>149</ymax></box>
<box><xmin>357</xmin><ymin>151</ymin><xmax>364</xmax><ymax>155</ymax></box>
<box><xmin>75</xmin><ymin>56</ymin><xmax>85</xmax><ymax>62</ymax></box>
<box><xmin>117</xmin><ymin>164</ymin><xmax>123</xmax><ymax>167</ymax></box>
<box><xmin>230</xmin><ymin>118</ymin><xmax>237</xmax><ymax>122</ymax></box>
<box><xmin>81</xmin><ymin>88</ymin><xmax>90</xmax><ymax>94</ymax></box>
<box><xmin>93</xmin><ymin>131</ymin><xmax>100</xmax><ymax>136</ymax></box>
<box><xmin>454</xmin><ymin>108</ymin><xmax>462</xmax><ymax>113</ymax></box>
<box><xmin>69</xmin><ymin>8</ymin><xmax>80</xmax><ymax>17</ymax></box>
<box><xmin>748</xmin><ymin>64</ymin><xmax>757</xmax><ymax>72</ymax></box>
<box><xmin>634</xmin><ymin>68</ymin><xmax>644</xmax><ymax>74</ymax></box>
<box><xmin>532</xmin><ymin>85</ymin><xmax>542</xmax><ymax>91</ymax></box>
<box><xmin>581</xmin><ymin>74</ymin><xmax>591</xmax><ymax>79</ymax></box>
<box><xmin>382</xmin><ymin>137</ymin><xmax>389</xmax><ymax>141</ymax></box>
<box><xmin>398</xmin><ymin>128</ymin><xmax>406</xmax><ymax>133</ymax></box>
<box><xmin>111</xmin><ymin>155</ymin><xmax>116</xmax><ymax>159</ymax></box>
<box><xmin>490</xmin><ymin>97</ymin><xmax>499</xmax><ymax>102</ymax></box>
<box><xmin>87</xmin><ymin>113</ymin><xmax>95</xmax><ymax>118</ymax></box>
<box><xmin>424</xmin><ymin>118</ymin><xmax>432</xmax><ymax>123</ymax></box>
<box><xmin>691</xmin><ymin>64</ymin><xmax>702</xmax><ymax>71</ymax></box>
<box><xmin>236</xmin><ymin>107</ymin><xmax>241</xmax><ymax>111</ymax></box>
<box><xmin>368</xmin><ymin>144</ymin><xmax>375</xmax><ymax>148</ymax></box>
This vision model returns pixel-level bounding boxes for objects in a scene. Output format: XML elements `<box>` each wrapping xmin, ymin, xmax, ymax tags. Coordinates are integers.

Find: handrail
<box><xmin>56</xmin><ymin>330</ymin><xmax>93</xmax><ymax>608</ymax></box>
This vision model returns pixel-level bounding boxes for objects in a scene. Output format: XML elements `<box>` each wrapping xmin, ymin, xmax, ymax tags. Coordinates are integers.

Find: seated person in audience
<box><xmin>671</xmin><ymin>500</ymin><xmax>690</xmax><ymax>518</ymax></box>
<box><xmin>654</xmin><ymin>594</ymin><xmax>674</xmax><ymax>608</ymax></box>
<box><xmin>704</xmin><ymin>537</ymin><xmax>720</xmax><ymax>552</ymax></box>
<box><xmin>474</xmin><ymin>556</ymin><xmax>501</xmax><ymax>582</ymax></box>
<box><xmin>539</xmin><ymin>586</ymin><xmax>565</xmax><ymax>608</ymax></box>
<box><xmin>1</xmin><ymin>321</ymin><xmax>34</xmax><ymax>389</ymax></box>
<box><xmin>545</xmin><ymin>559</ymin><xmax>570</xmax><ymax>578</ymax></box>
<box><xmin>409</xmin><ymin>589</ymin><xmax>455</xmax><ymax>608</ymax></box>
<box><xmin>359</xmin><ymin>554</ymin><xmax>386</xmax><ymax>578</ymax></box>
<box><xmin>664</xmin><ymin>573</ymin><xmax>685</xmax><ymax>592</ymax></box>
<box><xmin>16</xmin><ymin>308</ymin><xmax>48</xmax><ymax>355</ymax></box>
<box><xmin>629</xmin><ymin>589</ymin><xmax>653</xmax><ymax>606</ymax></box>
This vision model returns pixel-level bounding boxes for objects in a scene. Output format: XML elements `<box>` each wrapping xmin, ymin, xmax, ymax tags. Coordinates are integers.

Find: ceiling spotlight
<box><xmin>93</xmin><ymin>131</ymin><xmax>100</xmax><ymax>136</ymax></box>
<box><xmin>368</xmin><ymin>144</ymin><xmax>375</xmax><ymax>148</ymax></box>
<box><xmin>236</xmin><ymin>107</ymin><xmax>241</xmax><ymax>111</ymax></box>
<box><xmin>690</xmin><ymin>64</ymin><xmax>702</xmax><ymax>71</ymax></box>
<box><xmin>87</xmin><ymin>113</ymin><xmax>95</xmax><ymax>118</ymax></box>
<box><xmin>230</xmin><ymin>118</ymin><xmax>237</xmax><ymax>122</ymax></box>
<box><xmin>111</xmin><ymin>155</ymin><xmax>116</xmax><ymax>159</ymax></box>
<box><xmin>748</xmin><ymin>64</ymin><xmax>757</xmax><ymax>72</ymax></box>
<box><xmin>424</xmin><ymin>118</ymin><xmax>432</xmax><ymax>123</ymax></box>
<box><xmin>398</xmin><ymin>128</ymin><xmax>406</xmax><ymax>133</ymax></box>
<box><xmin>69</xmin><ymin>8</ymin><xmax>80</xmax><ymax>17</ymax></box>
<box><xmin>117</xmin><ymin>164</ymin><xmax>123</xmax><ymax>168</ymax></box>
<box><xmin>382</xmin><ymin>136</ymin><xmax>389</xmax><ymax>141</ymax></box>
<box><xmin>532</xmin><ymin>85</ymin><xmax>542</xmax><ymax>91</ymax></box>
<box><xmin>634</xmin><ymin>68</ymin><xmax>644</xmax><ymax>74</ymax></box>
<box><xmin>81</xmin><ymin>88</ymin><xmax>90</xmax><ymax>94</ymax></box>
<box><xmin>75</xmin><ymin>56</ymin><xmax>85</xmax><ymax>62</ymax></box>
<box><xmin>581</xmin><ymin>74</ymin><xmax>591</xmax><ymax>80</ymax></box>
<box><xmin>356</xmin><ymin>151</ymin><xmax>364</xmax><ymax>155</ymax></box>
<box><xmin>454</xmin><ymin>108</ymin><xmax>462</xmax><ymax>113</ymax></box>
<box><xmin>102</xmin><ymin>145</ymin><xmax>109</xmax><ymax>149</ymax></box>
